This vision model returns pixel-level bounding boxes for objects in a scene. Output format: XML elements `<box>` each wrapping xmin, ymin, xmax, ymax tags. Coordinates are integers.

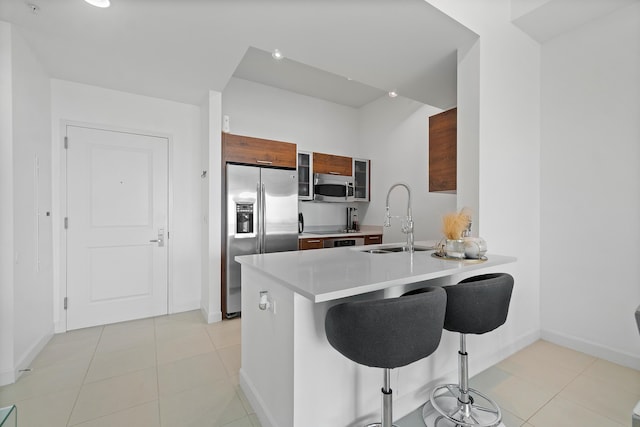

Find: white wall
<box><xmin>0</xmin><ymin>21</ymin><xmax>16</xmax><ymax>386</ymax></box>
<box><xmin>51</xmin><ymin>80</ymin><xmax>202</xmax><ymax>331</ymax></box>
<box><xmin>11</xmin><ymin>23</ymin><xmax>54</xmax><ymax>373</ymax></box>
<box><xmin>0</xmin><ymin>22</ymin><xmax>54</xmax><ymax>386</ymax></box>
<box><xmin>358</xmin><ymin>96</ymin><xmax>457</xmax><ymax>242</ymax></box>
<box><xmin>222</xmin><ymin>77</ymin><xmax>360</xmax><ymax>156</ymax></box>
<box><xmin>201</xmin><ymin>90</ymin><xmax>223</xmax><ymax>323</ymax></box>
<box><xmin>540</xmin><ymin>2</ymin><xmax>640</xmax><ymax>368</ymax></box>
<box><xmin>427</xmin><ymin>0</ymin><xmax>543</xmax><ymax>352</ymax></box>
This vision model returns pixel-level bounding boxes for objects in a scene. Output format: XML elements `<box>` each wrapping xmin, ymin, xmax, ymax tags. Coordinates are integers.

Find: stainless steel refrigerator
<box><xmin>225</xmin><ymin>164</ymin><xmax>298</xmax><ymax>317</ymax></box>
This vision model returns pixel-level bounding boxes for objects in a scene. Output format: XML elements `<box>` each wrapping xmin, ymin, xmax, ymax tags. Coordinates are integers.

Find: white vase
<box><xmin>463</xmin><ymin>237</ymin><xmax>487</xmax><ymax>259</ymax></box>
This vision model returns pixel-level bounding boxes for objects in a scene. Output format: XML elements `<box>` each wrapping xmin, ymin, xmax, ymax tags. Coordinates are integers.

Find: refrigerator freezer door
<box><xmin>261</xmin><ymin>168</ymin><xmax>299</xmax><ymax>254</ymax></box>
<box><xmin>226</xmin><ymin>164</ymin><xmax>259</xmax><ymax>315</ymax></box>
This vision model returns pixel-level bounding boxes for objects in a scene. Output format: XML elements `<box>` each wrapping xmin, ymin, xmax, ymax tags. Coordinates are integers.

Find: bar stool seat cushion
<box><xmin>443</xmin><ymin>273</ymin><xmax>514</xmax><ymax>335</ymax></box>
<box><xmin>325</xmin><ymin>286</ymin><xmax>446</xmax><ymax>369</ymax></box>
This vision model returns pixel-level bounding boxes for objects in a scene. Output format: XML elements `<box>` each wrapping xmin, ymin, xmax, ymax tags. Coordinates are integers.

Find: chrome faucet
<box><xmin>384</xmin><ymin>183</ymin><xmax>414</xmax><ymax>253</ymax></box>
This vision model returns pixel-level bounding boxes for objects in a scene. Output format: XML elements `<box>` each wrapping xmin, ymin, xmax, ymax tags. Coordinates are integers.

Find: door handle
<box><xmin>150</xmin><ymin>229</ymin><xmax>165</xmax><ymax>247</ymax></box>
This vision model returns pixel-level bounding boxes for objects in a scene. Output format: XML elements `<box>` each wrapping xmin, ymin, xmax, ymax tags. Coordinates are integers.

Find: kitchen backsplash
<box><xmin>299</xmin><ymin>201</ymin><xmax>370</xmax><ymax>231</ymax></box>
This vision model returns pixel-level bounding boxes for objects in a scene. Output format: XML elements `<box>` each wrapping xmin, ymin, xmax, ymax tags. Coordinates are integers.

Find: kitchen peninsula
<box><xmin>236</xmin><ymin>243</ymin><xmax>516</xmax><ymax>427</ymax></box>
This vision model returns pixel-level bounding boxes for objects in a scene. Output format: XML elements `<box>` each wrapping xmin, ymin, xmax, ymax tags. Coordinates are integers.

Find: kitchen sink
<box><xmin>360</xmin><ymin>245</ymin><xmax>433</xmax><ymax>254</ymax></box>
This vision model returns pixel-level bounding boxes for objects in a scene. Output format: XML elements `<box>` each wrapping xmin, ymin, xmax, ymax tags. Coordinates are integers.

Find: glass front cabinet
<box><xmin>353</xmin><ymin>158</ymin><xmax>370</xmax><ymax>201</ymax></box>
<box><xmin>297</xmin><ymin>151</ymin><xmax>313</xmax><ymax>200</ymax></box>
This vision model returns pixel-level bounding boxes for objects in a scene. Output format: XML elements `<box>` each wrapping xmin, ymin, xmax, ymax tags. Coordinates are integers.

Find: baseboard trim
<box><xmin>0</xmin><ymin>329</ymin><xmax>54</xmax><ymax>386</ymax></box>
<box><xmin>171</xmin><ymin>299</ymin><xmax>200</xmax><ymax>314</ymax></box>
<box><xmin>239</xmin><ymin>368</ymin><xmax>279</xmax><ymax>427</ymax></box>
<box><xmin>541</xmin><ymin>329</ymin><xmax>640</xmax><ymax>370</ymax></box>
<box><xmin>200</xmin><ymin>306</ymin><xmax>222</xmax><ymax>324</ymax></box>
<box><xmin>0</xmin><ymin>368</ymin><xmax>15</xmax><ymax>387</ymax></box>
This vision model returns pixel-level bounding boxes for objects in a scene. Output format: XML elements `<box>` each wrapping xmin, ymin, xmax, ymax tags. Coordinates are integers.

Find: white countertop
<box><xmin>235</xmin><ymin>241</ymin><xmax>517</xmax><ymax>302</ymax></box>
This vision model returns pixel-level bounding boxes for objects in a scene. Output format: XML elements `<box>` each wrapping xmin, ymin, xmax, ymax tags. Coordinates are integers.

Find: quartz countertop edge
<box><xmin>236</xmin><ymin>241</ymin><xmax>517</xmax><ymax>303</ymax></box>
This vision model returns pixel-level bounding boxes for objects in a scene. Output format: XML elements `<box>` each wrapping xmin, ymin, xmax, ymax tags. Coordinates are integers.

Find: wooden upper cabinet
<box><xmin>223</xmin><ymin>133</ymin><xmax>297</xmax><ymax>169</ymax></box>
<box><xmin>313</xmin><ymin>152</ymin><xmax>352</xmax><ymax>176</ymax></box>
<box><xmin>429</xmin><ymin>108</ymin><xmax>457</xmax><ymax>193</ymax></box>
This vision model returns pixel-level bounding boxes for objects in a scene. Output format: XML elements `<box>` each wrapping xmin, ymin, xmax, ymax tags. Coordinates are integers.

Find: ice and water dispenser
<box><xmin>236</xmin><ymin>203</ymin><xmax>254</xmax><ymax>234</ymax></box>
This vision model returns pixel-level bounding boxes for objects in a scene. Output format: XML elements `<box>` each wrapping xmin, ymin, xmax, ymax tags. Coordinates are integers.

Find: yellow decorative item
<box><xmin>441</xmin><ymin>208</ymin><xmax>471</xmax><ymax>240</ymax></box>
<box><xmin>441</xmin><ymin>208</ymin><xmax>473</xmax><ymax>258</ymax></box>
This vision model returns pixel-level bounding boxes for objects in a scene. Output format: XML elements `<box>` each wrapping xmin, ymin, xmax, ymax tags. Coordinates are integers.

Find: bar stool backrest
<box><xmin>325</xmin><ymin>286</ymin><xmax>446</xmax><ymax>369</ymax></box>
<box><xmin>443</xmin><ymin>273</ymin><xmax>514</xmax><ymax>335</ymax></box>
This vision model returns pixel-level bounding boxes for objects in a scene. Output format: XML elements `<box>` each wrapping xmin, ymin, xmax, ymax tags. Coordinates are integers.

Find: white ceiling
<box><xmin>511</xmin><ymin>0</ymin><xmax>639</xmax><ymax>43</ymax></box>
<box><xmin>0</xmin><ymin>0</ymin><xmax>479</xmax><ymax>109</ymax></box>
<box><xmin>233</xmin><ymin>47</ymin><xmax>386</xmax><ymax>108</ymax></box>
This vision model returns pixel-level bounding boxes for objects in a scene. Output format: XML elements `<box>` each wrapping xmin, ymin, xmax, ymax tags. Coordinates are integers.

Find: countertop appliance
<box><xmin>323</xmin><ymin>237</ymin><xmax>365</xmax><ymax>248</ymax></box>
<box><xmin>225</xmin><ymin>164</ymin><xmax>298</xmax><ymax>318</ymax></box>
<box><xmin>314</xmin><ymin>173</ymin><xmax>354</xmax><ymax>202</ymax></box>
<box><xmin>347</xmin><ymin>207</ymin><xmax>359</xmax><ymax>231</ymax></box>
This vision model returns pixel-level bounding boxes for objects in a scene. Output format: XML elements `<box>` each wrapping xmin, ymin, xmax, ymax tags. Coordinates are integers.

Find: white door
<box><xmin>65</xmin><ymin>125</ymin><xmax>169</xmax><ymax>330</ymax></box>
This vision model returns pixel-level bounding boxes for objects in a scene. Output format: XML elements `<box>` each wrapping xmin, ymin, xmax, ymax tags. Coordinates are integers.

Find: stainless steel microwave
<box><xmin>313</xmin><ymin>173</ymin><xmax>354</xmax><ymax>202</ymax></box>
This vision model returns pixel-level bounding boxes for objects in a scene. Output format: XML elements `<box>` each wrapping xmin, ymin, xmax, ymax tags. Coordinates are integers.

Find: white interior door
<box><xmin>65</xmin><ymin>125</ymin><xmax>168</xmax><ymax>330</ymax></box>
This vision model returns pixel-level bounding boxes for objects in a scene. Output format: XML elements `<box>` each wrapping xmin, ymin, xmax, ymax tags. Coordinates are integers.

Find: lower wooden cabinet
<box><xmin>299</xmin><ymin>238</ymin><xmax>325</xmax><ymax>250</ymax></box>
<box><xmin>299</xmin><ymin>234</ymin><xmax>383</xmax><ymax>250</ymax></box>
<box><xmin>364</xmin><ymin>234</ymin><xmax>383</xmax><ymax>245</ymax></box>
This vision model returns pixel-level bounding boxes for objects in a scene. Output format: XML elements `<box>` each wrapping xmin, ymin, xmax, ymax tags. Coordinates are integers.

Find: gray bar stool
<box><xmin>325</xmin><ymin>286</ymin><xmax>447</xmax><ymax>427</ymax></box>
<box><xmin>425</xmin><ymin>273</ymin><xmax>514</xmax><ymax>427</ymax></box>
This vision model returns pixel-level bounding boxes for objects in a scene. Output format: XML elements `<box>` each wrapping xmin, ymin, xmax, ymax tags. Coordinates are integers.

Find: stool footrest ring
<box><xmin>424</xmin><ymin>383</ymin><xmax>502</xmax><ymax>427</ymax></box>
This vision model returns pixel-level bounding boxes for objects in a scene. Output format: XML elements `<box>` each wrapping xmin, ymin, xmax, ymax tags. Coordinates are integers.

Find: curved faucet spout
<box><xmin>384</xmin><ymin>182</ymin><xmax>414</xmax><ymax>252</ymax></box>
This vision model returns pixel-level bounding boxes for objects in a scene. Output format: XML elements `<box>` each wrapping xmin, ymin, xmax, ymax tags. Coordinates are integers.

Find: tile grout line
<box><xmin>519</xmin><ymin>355</ymin><xmax>619</xmax><ymax>426</ymax></box>
<box><xmin>554</xmin><ymin>357</ymin><xmax>630</xmax><ymax>427</ymax></box>
<box><xmin>65</xmin><ymin>326</ymin><xmax>105</xmax><ymax>427</ymax></box>
<box><xmin>154</xmin><ymin>314</ymin><xmax>163</xmax><ymax>427</ymax></box>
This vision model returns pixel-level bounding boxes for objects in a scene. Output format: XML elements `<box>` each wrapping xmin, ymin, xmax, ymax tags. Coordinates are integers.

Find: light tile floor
<box><xmin>1</xmin><ymin>311</ymin><xmax>638</xmax><ymax>427</ymax></box>
<box><xmin>0</xmin><ymin>311</ymin><xmax>256</xmax><ymax>427</ymax></box>
<box><xmin>397</xmin><ymin>339</ymin><xmax>640</xmax><ymax>427</ymax></box>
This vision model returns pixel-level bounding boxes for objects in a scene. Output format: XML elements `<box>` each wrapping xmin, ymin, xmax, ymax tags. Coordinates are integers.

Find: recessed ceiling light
<box><xmin>272</xmin><ymin>49</ymin><xmax>283</xmax><ymax>61</ymax></box>
<box><xmin>388</xmin><ymin>91</ymin><xmax>398</xmax><ymax>98</ymax></box>
<box><xmin>27</xmin><ymin>3</ymin><xmax>40</xmax><ymax>14</ymax></box>
<box><xmin>84</xmin><ymin>0</ymin><xmax>110</xmax><ymax>8</ymax></box>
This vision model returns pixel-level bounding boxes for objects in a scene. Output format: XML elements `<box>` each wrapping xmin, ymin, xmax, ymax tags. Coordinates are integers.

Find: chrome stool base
<box><xmin>424</xmin><ymin>384</ymin><xmax>502</xmax><ymax>427</ymax></box>
<box><xmin>365</xmin><ymin>424</ymin><xmax>399</xmax><ymax>427</ymax></box>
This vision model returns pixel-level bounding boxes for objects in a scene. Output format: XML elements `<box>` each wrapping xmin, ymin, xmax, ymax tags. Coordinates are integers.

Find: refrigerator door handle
<box><xmin>261</xmin><ymin>183</ymin><xmax>266</xmax><ymax>253</ymax></box>
<box><xmin>256</xmin><ymin>182</ymin><xmax>262</xmax><ymax>253</ymax></box>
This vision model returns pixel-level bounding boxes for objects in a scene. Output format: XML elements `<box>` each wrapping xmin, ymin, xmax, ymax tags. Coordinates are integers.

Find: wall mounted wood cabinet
<box><xmin>429</xmin><ymin>108</ymin><xmax>457</xmax><ymax>193</ymax></box>
<box><xmin>222</xmin><ymin>133</ymin><xmax>297</xmax><ymax>169</ymax></box>
<box><xmin>312</xmin><ymin>152</ymin><xmax>352</xmax><ymax>176</ymax></box>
